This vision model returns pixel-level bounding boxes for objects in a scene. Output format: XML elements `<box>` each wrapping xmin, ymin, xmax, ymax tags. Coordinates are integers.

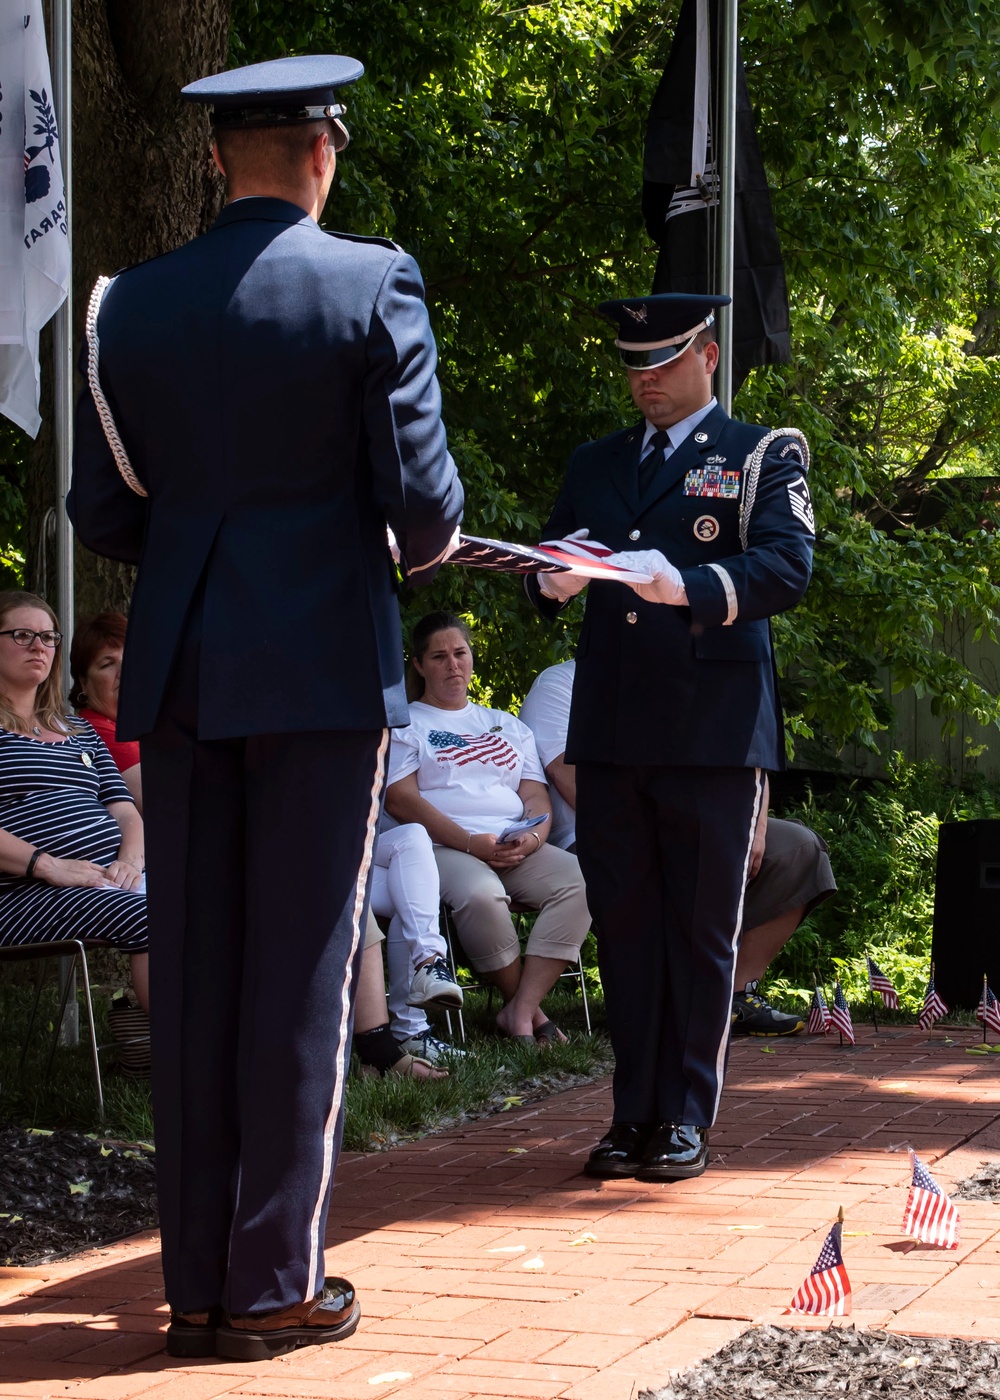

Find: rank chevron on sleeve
<box><xmin>787</xmin><ymin>476</ymin><xmax>815</xmax><ymax>533</ymax></box>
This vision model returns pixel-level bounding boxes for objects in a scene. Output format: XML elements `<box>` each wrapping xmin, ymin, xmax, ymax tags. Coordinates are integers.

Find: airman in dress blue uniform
<box><xmin>526</xmin><ymin>293</ymin><xmax>813</xmax><ymax>1181</ymax></box>
<box><xmin>69</xmin><ymin>56</ymin><xmax>463</xmax><ymax>1362</ymax></box>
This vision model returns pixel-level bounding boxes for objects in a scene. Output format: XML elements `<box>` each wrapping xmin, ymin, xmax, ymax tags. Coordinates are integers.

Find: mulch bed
<box><xmin>953</xmin><ymin>1160</ymin><xmax>1000</xmax><ymax>1203</ymax></box>
<box><xmin>0</xmin><ymin>1126</ymin><xmax>157</xmax><ymax>1266</ymax></box>
<box><xmin>641</xmin><ymin>1325</ymin><xmax>1000</xmax><ymax>1399</ymax></box>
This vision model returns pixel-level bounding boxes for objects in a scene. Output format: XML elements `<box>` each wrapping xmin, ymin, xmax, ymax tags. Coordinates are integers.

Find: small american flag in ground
<box><xmin>976</xmin><ymin>981</ymin><xmax>1000</xmax><ymax>1037</ymax></box>
<box><xmin>428</xmin><ymin>730</ymin><xmax>519</xmax><ymax>771</ymax></box>
<box><xmin>786</xmin><ymin>1219</ymin><xmax>851</xmax><ymax>1316</ymax></box>
<box><xmin>829</xmin><ymin>983</ymin><xmax>855</xmax><ymax>1044</ymax></box>
<box><xmin>807</xmin><ymin>986</ymin><xmax>830</xmax><ymax>1034</ymax></box>
<box><xmin>902</xmin><ymin>1151</ymin><xmax>960</xmax><ymax>1248</ymax></box>
<box><xmin>919</xmin><ymin>973</ymin><xmax>948</xmax><ymax>1030</ymax></box>
<box><xmin>866</xmin><ymin>955</ymin><xmax>899</xmax><ymax>1009</ymax></box>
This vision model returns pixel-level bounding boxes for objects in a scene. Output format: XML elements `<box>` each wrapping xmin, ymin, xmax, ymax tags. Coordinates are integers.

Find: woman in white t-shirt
<box><xmin>385</xmin><ymin>612</ymin><xmax>590</xmax><ymax>1044</ymax></box>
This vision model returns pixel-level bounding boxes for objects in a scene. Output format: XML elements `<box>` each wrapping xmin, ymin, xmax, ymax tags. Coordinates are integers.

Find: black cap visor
<box><xmin>615</xmin><ymin>315</ymin><xmax>713</xmax><ymax>371</ymax></box>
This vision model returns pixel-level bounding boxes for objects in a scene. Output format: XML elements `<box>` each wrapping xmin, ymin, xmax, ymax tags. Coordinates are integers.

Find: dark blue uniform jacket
<box><xmin>530</xmin><ymin>405</ymin><xmax>813</xmax><ymax>770</ymax></box>
<box><xmin>69</xmin><ymin>196</ymin><xmax>464</xmax><ymax>741</ymax></box>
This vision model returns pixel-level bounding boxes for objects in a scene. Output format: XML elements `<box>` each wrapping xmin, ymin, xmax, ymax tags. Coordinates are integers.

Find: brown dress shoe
<box><xmin>166</xmin><ymin>1306</ymin><xmax>223</xmax><ymax>1358</ymax></box>
<box><xmin>215</xmin><ymin>1277</ymin><xmax>360</xmax><ymax>1361</ymax></box>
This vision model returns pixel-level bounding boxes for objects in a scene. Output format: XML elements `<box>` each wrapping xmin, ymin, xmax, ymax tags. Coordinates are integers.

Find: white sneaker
<box><xmin>406</xmin><ymin>956</ymin><xmax>464</xmax><ymax>1009</ymax></box>
<box><xmin>397</xmin><ymin>1031</ymin><xmax>468</xmax><ymax>1064</ymax></box>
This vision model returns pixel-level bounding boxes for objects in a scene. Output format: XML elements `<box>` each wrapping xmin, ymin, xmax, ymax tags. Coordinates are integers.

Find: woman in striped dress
<box><xmin>0</xmin><ymin>591</ymin><xmax>147</xmax><ymax>1008</ymax></box>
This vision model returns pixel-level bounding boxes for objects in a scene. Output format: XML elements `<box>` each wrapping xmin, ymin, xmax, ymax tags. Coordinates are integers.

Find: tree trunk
<box><xmin>27</xmin><ymin>0</ymin><xmax>230</xmax><ymax>622</ymax></box>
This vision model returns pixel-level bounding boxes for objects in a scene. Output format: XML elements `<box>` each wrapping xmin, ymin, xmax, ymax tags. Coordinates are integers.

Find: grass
<box><xmin>0</xmin><ymin>974</ymin><xmax>610</xmax><ymax>1147</ymax></box>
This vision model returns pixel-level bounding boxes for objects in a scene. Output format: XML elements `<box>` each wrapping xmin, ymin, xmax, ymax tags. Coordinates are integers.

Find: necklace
<box><xmin>31</xmin><ymin>725</ymin><xmax>41</xmax><ymax>735</ymax></box>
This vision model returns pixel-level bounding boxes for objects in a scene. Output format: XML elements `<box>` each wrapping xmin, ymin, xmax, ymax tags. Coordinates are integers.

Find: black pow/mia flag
<box><xmin>642</xmin><ymin>0</ymin><xmax>790</xmax><ymax>395</ymax></box>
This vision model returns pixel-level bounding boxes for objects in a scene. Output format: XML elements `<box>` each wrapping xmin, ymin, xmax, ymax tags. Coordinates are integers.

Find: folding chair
<box><xmin>0</xmin><ymin>940</ymin><xmax>105</xmax><ymax>1121</ymax></box>
<box><xmin>438</xmin><ymin>901</ymin><xmax>592</xmax><ymax>1044</ymax></box>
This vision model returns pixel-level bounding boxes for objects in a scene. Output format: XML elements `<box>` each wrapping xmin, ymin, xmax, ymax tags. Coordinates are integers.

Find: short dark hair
<box><xmin>406</xmin><ymin>611</ymin><xmax>474</xmax><ymax>702</ymax></box>
<box><xmin>694</xmin><ymin>326</ymin><xmax>717</xmax><ymax>352</ymax></box>
<box><xmin>70</xmin><ymin>610</ymin><xmax>127</xmax><ymax>707</ymax></box>
<box><xmin>214</xmin><ymin>119</ymin><xmax>333</xmax><ymax>183</ymax></box>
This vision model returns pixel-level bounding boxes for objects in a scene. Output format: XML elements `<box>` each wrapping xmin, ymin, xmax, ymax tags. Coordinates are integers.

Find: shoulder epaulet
<box><xmin>323</xmin><ymin>229</ymin><xmax>402</xmax><ymax>253</ymax></box>
<box><xmin>105</xmin><ymin>243</ymin><xmax>185</xmax><ymax>279</ymax></box>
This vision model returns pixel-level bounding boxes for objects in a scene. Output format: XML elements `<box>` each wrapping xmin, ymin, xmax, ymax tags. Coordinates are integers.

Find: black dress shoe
<box><xmin>584</xmin><ymin>1122</ymin><xmax>655</xmax><ymax>1178</ymax></box>
<box><xmin>634</xmin><ymin>1123</ymin><xmax>709</xmax><ymax>1181</ymax></box>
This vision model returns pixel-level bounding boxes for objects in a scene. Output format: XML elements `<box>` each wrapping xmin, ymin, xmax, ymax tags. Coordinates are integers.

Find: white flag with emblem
<box><xmin>0</xmin><ymin>0</ymin><xmax>70</xmax><ymax>438</ymax></box>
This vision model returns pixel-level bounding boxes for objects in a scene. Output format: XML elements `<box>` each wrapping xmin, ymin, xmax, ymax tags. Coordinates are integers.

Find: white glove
<box><xmin>607</xmin><ymin>549</ymin><xmax>688</xmax><ymax>605</ymax></box>
<box><xmin>538</xmin><ymin>528</ymin><xmax>590</xmax><ymax>601</ymax></box>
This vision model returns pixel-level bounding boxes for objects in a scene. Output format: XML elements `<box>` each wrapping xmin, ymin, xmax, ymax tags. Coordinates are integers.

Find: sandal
<box><xmin>391</xmin><ymin>1052</ymin><xmax>448</xmax><ymax>1080</ymax></box>
<box><xmin>534</xmin><ymin>1019</ymin><xmax>567</xmax><ymax>1046</ymax></box>
<box><xmin>496</xmin><ymin>1024</ymin><xmax>538</xmax><ymax>1045</ymax></box>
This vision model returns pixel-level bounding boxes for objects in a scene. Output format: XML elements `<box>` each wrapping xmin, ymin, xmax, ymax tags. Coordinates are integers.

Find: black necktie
<box><xmin>638</xmin><ymin>429</ymin><xmax>671</xmax><ymax>497</ymax></box>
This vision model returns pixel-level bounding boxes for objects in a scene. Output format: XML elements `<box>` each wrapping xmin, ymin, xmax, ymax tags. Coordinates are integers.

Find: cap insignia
<box><xmin>623</xmin><ymin>305</ymin><xmax>648</xmax><ymax>324</ymax></box>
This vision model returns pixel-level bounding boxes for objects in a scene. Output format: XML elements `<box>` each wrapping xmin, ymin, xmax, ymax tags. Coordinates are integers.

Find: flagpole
<box><xmin>983</xmin><ymin>973</ymin><xmax>989</xmax><ymax>1044</ymax></box>
<box><xmin>51</xmin><ymin>0</ymin><xmax>77</xmax><ymax>1048</ymax></box>
<box><xmin>51</xmin><ymin>0</ymin><xmax>73</xmax><ymax>694</ymax></box>
<box><xmin>865</xmin><ymin>952</ymin><xmax>879</xmax><ymax>1033</ymax></box>
<box><xmin>715</xmin><ymin>0</ymin><xmax>738</xmax><ymax>413</ymax></box>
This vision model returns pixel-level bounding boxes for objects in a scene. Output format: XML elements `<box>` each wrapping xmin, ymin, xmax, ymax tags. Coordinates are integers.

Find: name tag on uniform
<box><xmin>682</xmin><ymin>468</ymin><xmax>741</xmax><ymax>499</ymax></box>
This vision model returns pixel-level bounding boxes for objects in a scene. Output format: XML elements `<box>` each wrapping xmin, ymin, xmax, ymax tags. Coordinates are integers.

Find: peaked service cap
<box><xmin>182</xmin><ymin>55</ymin><xmax>364</xmax><ymax>150</ymax></box>
<box><xmin>598</xmin><ymin>292</ymin><xmax>731</xmax><ymax>369</ymax></box>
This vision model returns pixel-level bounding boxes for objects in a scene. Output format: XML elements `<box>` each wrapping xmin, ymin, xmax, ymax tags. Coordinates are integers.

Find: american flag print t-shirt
<box><xmin>428</xmin><ymin>728</ymin><xmax>519</xmax><ymax>771</ymax></box>
<box><xmin>388</xmin><ymin>700</ymin><xmax>546</xmax><ymax>836</ymax></box>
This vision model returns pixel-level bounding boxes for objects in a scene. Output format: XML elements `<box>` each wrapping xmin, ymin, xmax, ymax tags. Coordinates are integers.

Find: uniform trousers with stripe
<box><xmin>140</xmin><ymin>628</ymin><xmax>386</xmax><ymax>1317</ymax></box>
<box><xmin>575</xmin><ymin>763</ymin><xmax>762</xmax><ymax>1128</ymax></box>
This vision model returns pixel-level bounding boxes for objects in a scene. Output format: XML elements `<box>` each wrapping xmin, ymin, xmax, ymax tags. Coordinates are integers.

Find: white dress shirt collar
<box><xmin>640</xmin><ymin>397</ymin><xmax>718</xmax><ymax>457</ymax></box>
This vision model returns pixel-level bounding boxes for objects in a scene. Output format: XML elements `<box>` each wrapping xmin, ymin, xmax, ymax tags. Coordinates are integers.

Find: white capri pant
<box><xmin>435</xmin><ymin>842</ymin><xmax>590</xmax><ymax>974</ymax></box>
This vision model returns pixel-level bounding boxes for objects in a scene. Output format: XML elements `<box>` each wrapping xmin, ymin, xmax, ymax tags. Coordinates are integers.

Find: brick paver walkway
<box><xmin>2</xmin><ymin>1027</ymin><xmax>1000</xmax><ymax>1399</ymax></box>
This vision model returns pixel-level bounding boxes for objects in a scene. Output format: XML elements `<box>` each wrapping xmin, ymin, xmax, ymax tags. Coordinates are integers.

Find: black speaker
<box><xmin>931</xmin><ymin>819</ymin><xmax>1000</xmax><ymax>1011</ymax></box>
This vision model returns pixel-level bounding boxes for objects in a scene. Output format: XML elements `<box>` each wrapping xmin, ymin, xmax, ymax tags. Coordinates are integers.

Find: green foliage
<box><xmin>227</xmin><ymin>0</ymin><xmax>1000</xmax><ymax>741</ymax></box>
<box><xmin>765</xmin><ymin>756</ymin><xmax>1000</xmax><ymax>1008</ymax></box>
<box><xmin>0</xmin><ymin>422</ymin><xmax>28</xmax><ymax>591</ymax></box>
<box><xmin>343</xmin><ymin>987</ymin><xmax>610</xmax><ymax>1152</ymax></box>
<box><xmin>0</xmin><ymin>975</ymin><xmax>609</xmax><ymax>1142</ymax></box>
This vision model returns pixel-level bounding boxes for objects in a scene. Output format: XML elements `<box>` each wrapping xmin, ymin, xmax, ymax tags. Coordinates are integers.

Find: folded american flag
<box><xmin>902</xmin><ymin>1151</ymin><xmax>960</xmax><ymax>1248</ymax></box>
<box><xmin>786</xmin><ymin>1218</ymin><xmax>851</xmax><ymax>1316</ymax></box>
<box><xmin>807</xmin><ymin>986</ymin><xmax>830</xmax><ymax>1035</ymax></box>
<box><xmin>918</xmin><ymin>971</ymin><xmax>948</xmax><ymax>1031</ymax></box>
<box><xmin>866</xmin><ymin>955</ymin><xmax>899</xmax><ymax>1009</ymax></box>
<box><xmin>830</xmin><ymin>982</ymin><xmax>855</xmax><ymax>1044</ymax></box>
<box><xmin>976</xmin><ymin>979</ymin><xmax>1000</xmax><ymax>1038</ymax></box>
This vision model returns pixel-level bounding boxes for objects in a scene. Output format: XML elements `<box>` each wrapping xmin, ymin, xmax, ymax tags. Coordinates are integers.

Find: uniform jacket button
<box><xmin>626</xmin><ymin>611</ymin><xmax>637</xmax><ymax>624</ymax></box>
<box><xmin>629</xmin><ymin>529</ymin><xmax>640</xmax><ymax>541</ymax></box>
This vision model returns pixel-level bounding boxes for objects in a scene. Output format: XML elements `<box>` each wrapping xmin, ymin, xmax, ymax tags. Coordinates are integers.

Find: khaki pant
<box><xmin>434</xmin><ymin>843</ymin><xmax>590</xmax><ymax>973</ymax></box>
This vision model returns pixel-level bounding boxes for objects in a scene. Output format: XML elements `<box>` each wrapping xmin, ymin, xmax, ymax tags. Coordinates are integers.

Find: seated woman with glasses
<box><xmin>0</xmin><ymin>591</ymin><xmax>148</xmax><ymax>1010</ymax></box>
<box><xmin>384</xmin><ymin>610</ymin><xmax>590</xmax><ymax>1045</ymax></box>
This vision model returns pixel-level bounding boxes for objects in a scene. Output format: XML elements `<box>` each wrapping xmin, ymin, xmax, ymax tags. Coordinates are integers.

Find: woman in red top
<box><xmin>70</xmin><ymin>612</ymin><xmax>141</xmax><ymax>811</ymax></box>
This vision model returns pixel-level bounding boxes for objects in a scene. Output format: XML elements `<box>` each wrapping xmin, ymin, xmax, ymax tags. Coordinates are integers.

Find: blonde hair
<box><xmin>0</xmin><ymin>591</ymin><xmax>80</xmax><ymax>736</ymax></box>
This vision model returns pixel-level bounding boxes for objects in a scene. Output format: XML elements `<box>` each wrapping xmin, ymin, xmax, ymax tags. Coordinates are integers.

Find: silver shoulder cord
<box><xmin>738</xmin><ymin>427</ymin><xmax>810</xmax><ymax>551</ymax></box>
<box><xmin>85</xmin><ymin>276</ymin><xmax>148</xmax><ymax>499</ymax></box>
